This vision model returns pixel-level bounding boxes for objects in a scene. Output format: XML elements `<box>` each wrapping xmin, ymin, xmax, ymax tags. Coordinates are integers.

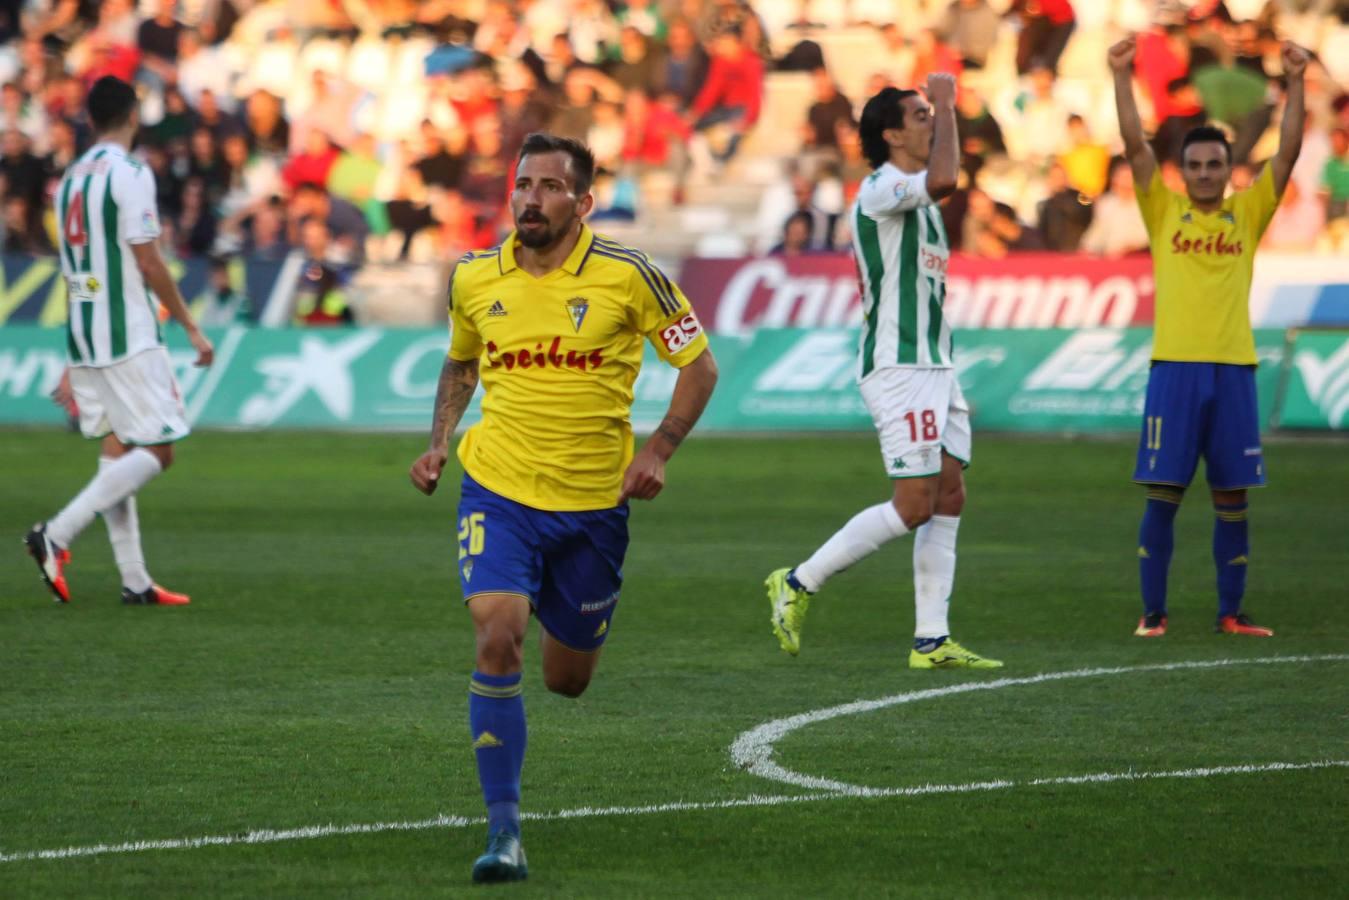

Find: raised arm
<box><xmin>409</xmin><ymin>356</ymin><xmax>480</xmax><ymax>496</ymax></box>
<box><xmin>620</xmin><ymin>347</ymin><xmax>719</xmax><ymax>503</ymax></box>
<box><xmin>129</xmin><ymin>240</ymin><xmax>214</xmax><ymax>367</ymax></box>
<box><xmin>1109</xmin><ymin>36</ymin><xmax>1156</xmax><ymax>188</ymax></box>
<box><xmin>1270</xmin><ymin>42</ymin><xmax>1309</xmax><ymax>196</ymax></box>
<box><xmin>925</xmin><ymin>72</ymin><xmax>959</xmax><ymax>201</ymax></box>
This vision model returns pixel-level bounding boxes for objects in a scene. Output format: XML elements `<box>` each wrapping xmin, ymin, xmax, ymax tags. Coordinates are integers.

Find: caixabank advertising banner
<box><xmin>0</xmin><ymin>326</ymin><xmax>1328</xmax><ymax>432</ymax></box>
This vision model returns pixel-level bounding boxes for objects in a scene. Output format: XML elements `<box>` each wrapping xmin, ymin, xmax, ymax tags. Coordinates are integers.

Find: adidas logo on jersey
<box><xmin>487</xmin><ymin>300</ymin><xmax>508</xmax><ymax>317</ymax></box>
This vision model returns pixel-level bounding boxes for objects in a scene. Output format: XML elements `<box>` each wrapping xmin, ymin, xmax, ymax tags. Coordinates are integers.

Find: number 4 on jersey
<box><xmin>64</xmin><ymin>189</ymin><xmax>89</xmax><ymax>270</ymax></box>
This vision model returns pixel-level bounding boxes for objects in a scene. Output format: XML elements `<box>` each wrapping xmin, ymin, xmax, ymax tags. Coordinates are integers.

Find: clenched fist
<box><xmin>1108</xmin><ymin>36</ymin><xmax>1136</xmax><ymax>73</ymax></box>
<box><xmin>925</xmin><ymin>72</ymin><xmax>956</xmax><ymax>107</ymax></box>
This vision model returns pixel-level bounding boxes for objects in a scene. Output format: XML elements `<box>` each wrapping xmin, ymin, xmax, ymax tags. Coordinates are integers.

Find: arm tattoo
<box><xmin>654</xmin><ymin>414</ymin><xmax>692</xmax><ymax>449</ymax></box>
<box><xmin>429</xmin><ymin>357</ymin><xmax>479</xmax><ymax>449</ymax></box>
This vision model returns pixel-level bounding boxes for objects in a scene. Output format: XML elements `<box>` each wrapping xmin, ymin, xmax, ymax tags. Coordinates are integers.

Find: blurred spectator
<box><xmin>874</xmin><ymin>25</ymin><xmax>916</xmax><ymax>88</ymax></box>
<box><xmin>1</xmin><ymin>82</ymin><xmax>48</xmax><ymax>150</ymax></box>
<box><xmin>197</xmin><ymin>256</ymin><xmax>254</xmax><ymax>326</ymax></box>
<box><xmin>290</xmin><ymin>70</ymin><xmax>364</xmax><ymax>156</ymax></box>
<box><xmin>146</xmin><ymin>86</ymin><xmax>194</xmax><ymax>146</ymax></box>
<box><xmin>195</xmin><ymin>89</ymin><xmax>243</xmax><ymax>143</ymax></box>
<box><xmin>588</xmin><ymin>100</ymin><xmax>626</xmax><ymax>172</ymax></box>
<box><xmin>551</xmin><ymin>68</ymin><xmax>618</xmax><ymax>141</ymax></box>
<box><xmin>1080</xmin><ymin>159</ymin><xmax>1149</xmax><ymax>257</ymax></box>
<box><xmin>1</xmin><ymin>128</ymin><xmax>44</xmax><ymax>219</ymax></box>
<box><xmin>219</xmin><ymin>131</ymin><xmax>282</xmax><ymax>219</ymax></box>
<box><xmin>327</xmin><ymin>132</ymin><xmax>384</xmax><ymax>230</ymax></box>
<box><xmin>688</xmin><ymin>26</ymin><xmax>763</xmax><ymax>164</ymax></box>
<box><xmin>136</xmin><ymin>0</ymin><xmax>182</xmax><ymax>89</ymax></box>
<box><xmin>1232</xmin><ymin>21</ymin><xmax>1278</xmax><ymax>79</ymax></box>
<box><xmin>752</xmin><ymin>160</ymin><xmax>832</xmax><ymax>254</ymax></box>
<box><xmin>955</xmin><ymin>81</ymin><xmax>1005</xmax><ymax>177</ymax></box>
<box><xmin>623</xmin><ymin>88</ymin><xmax>691</xmax><ymax>169</ymax></box>
<box><xmin>294</xmin><ymin>220</ymin><xmax>354</xmax><ymax>326</ymax></box>
<box><xmin>989</xmin><ymin>201</ymin><xmax>1046</xmax><ymax>252</ymax></box>
<box><xmin>697</xmin><ymin>0</ymin><xmax>771</xmax><ymax>60</ymax></box>
<box><xmin>1059</xmin><ymin>114</ymin><xmax>1108</xmax><ymax>197</ymax></box>
<box><xmin>187</xmin><ymin>125</ymin><xmax>228</xmax><ymax>203</ymax></box>
<box><xmin>1000</xmin><ymin>61</ymin><xmax>1070</xmax><ymax>164</ymax></box>
<box><xmin>1037</xmin><ymin>162</ymin><xmax>1093</xmax><ymax>252</ymax></box>
<box><xmin>144</xmin><ymin>141</ymin><xmax>184</xmax><ymax>220</ymax></box>
<box><xmin>617</xmin><ymin>0</ymin><xmax>667</xmax><ymax>41</ymax></box>
<box><xmin>768</xmin><ymin>210</ymin><xmax>818</xmax><ymax>256</ymax></box>
<box><xmin>243</xmin><ymin>90</ymin><xmax>289</xmax><ymax>157</ymax></box>
<box><xmin>567</xmin><ymin>0</ymin><xmax>619</xmax><ymax>65</ymax></box>
<box><xmin>662</xmin><ymin>16</ymin><xmax>708</xmax><ymax>110</ymax></box>
<box><xmin>173</xmin><ymin>176</ymin><xmax>218</xmax><ymax>257</ymax></box>
<box><xmin>962</xmin><ymin>186</ymin><xmax>997</xmax><ymax>254</ymax></box>
<box><xmin>41</xmin><ymin>116</ymin><xmax>79</xmax><ymax>189</ymax></box>
<box><xmin>1262</xmin><ymin>177</ymin><xmax>1324</xmax><ymax>251</ymax></box>
<box><xmin>459</xmin><ymin>117</ymin><xmax>510</xmax><ymax>209</ymax></box>
<box><xmin>176</xmin><ymin>29</ymin><xmax>234</xmax><ymax>111</ymax></box>
<box><xmin>803</xmin><ymin>67</ymin><xmax>854</xmax><ymax>153</ymax></box>
<box><xmin>543</xmin><ymin>33</ymin><xmax>582</xmax><ymax>86</ymax></box>
<box><xmin>1321</xmin><ymin>127</ymin><xmax>1349</xmax><ymax>221</ymax></box>
<box><xmin>291</xmin><ymin>181</ymin><xmax>368</xmax><ymax>265</ymax></box>
<box><xmin>609</xmin><ymin>25</ymin><xmax>664</xmax><ymax>94</ymax></box>
<box><xmin>836</xmin><ymin>122</ymin><xmax>870</xmax><ymax>201</ymax></box>
<box><xmin>385</xmin><ymin>163</ymin><xmax>436</xmax><ymax>261</ymax></box>
<box><xmin>1012</xmin><ymin>0</ymin><xmax>1075</xmax><ymax>76</ymax></box>
<box><xmin>1151</xmin><ymin>77</ymin><xmax>1208</xmax><ymax>164</ymax></box>
<box><xmin>910</xmin><ymin>27</ymin><xmax>963</xmax><ymax>86</ymax></box>
<box><xmin>432</xmin><ymin>188</ymin><xmax>494</xmax><ymax>258</ymax></box>
<box><xmin>282</xmin><ymin>129</ymin><xmax>340</xmax><ymax>192</ymax></box>
<box><xmin>17</xmin><ymin>38</ymin><xmax>63</xmax><ymax>101</ymax></box>
<box><xmin>413</xmin><ymin>123</ymin><xmax>467</xmax><ymax>190</ymax></box>
<box><xmin>242</xmin><ymin>197</ymin><xmax>292</xmax><ymax>261</ymax></box>
<box><xmin>1135</xmin><ymin>25</ymin><xmax>1201</xmax><ymax>126</ymax></box>
<box><xmin>2</xmin><ymin>194</ymin><xmax>54</xmax><ymax>254</ymax></box>
<box><xmin>939</xmin><ymin>0</ymin><xmax>1002</xmax><ymax>70</ymax></box>
<box><xmin>497</xmin><ymin>64</ymin><xmax>550</xmax><ymax>156</ymax></box>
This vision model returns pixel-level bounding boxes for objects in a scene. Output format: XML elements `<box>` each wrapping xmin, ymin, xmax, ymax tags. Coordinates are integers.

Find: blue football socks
<box><xmin>1213</xmin><ymin>502</ymin><xmax>1249</xmax><ymax>618</ymax></box>
<box><xmin>1139</xmin><ymin>490</ymin><xmax>1182</xmax><ymax>616</ymax></box>
<box><xmin>469</xmin><ymin>671</ymin><xmax>526</xmax><ymax>836</ymax></box>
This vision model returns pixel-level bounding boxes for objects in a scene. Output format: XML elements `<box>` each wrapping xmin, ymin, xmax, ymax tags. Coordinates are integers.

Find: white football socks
<box><xmin>96</xmin><ymin>456</ymin><xmax>153</xmax><ymax>593</ymax></box>
<box><xmin>47</xmin><ymin>449</ymin><xmax>163</xmax><ymax>550</ymax></box>
<box><xmin>794</xmin><ymin>501</ymin><xmax>909</xmax><ymax>593</ymax></box>
<box><xmin>913</xmin><ymin>514</ymin><xmax>960</xmax><ymax>639</ymax></box>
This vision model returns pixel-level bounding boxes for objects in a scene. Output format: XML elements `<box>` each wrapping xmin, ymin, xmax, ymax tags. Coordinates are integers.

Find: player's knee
<box><xmin>150</xmin><ymin>444</ymin><xmax>174</xmax><ymax>471</ymax></box>
<box><xmin>937</xmin><ymin>482</ymin><xmax>965</xmax><ymax>516</ymax></box>
<box><xmin>893</xmin><ymin>496</ymin><xmax>934</xmax><ymax>530</ymax></box>
<box><xmin>476</xmin><ymin>625</ymin><xmax>525</xmax><ymax>673</ymax></box>
<box><xmin>544</xmin><ymin>671</ymin><xmax>591</xmax><ymax>698</ymax></box>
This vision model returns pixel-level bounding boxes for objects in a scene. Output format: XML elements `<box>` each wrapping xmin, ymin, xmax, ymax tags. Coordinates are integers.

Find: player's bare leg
<box><xmin>1211</xmin><ymin>488</ymin><xmax>1270</xmax><ymax>636</ymax></box>
<box><xmin>467</xmin><ymin>593</ymin><xmax>530</xmax><ymax>883</ymax></box>
<box><xmin>540</xmin><ymin>631</ymin><xmax>603</xmax><ymax>698</ymax></box>
<box><xmin>909</xmin><ymin>454</ymin><xmax>1001</xmax><ymax>669</ymax></box>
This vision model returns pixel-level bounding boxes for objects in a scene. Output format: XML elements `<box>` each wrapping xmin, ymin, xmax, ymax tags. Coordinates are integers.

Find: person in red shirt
<box><xmin>282</xmin><ymin>129</ymin><xmax>340</xmax><ymax>192</ymax></box>
<box><xmin>687</xmin><ymin>26</ymin><xmax>762</xmax><ymax>162</ymax></box>
<box><xmin>1014</xmin><ymin>0</ymin><xmax>1076</xmax><ymax>75</ymax></box>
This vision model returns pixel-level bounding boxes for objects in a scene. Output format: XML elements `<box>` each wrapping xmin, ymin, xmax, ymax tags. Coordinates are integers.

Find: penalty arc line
<box><xmin>0</xmin><ymin>760</ymin><xmax>1345</xmax><ymax>865</ymax></box>
<box><xmin>730</xmin><ymin>653</ymin><xmax>1349</xmax><ymax>792</ymax></box>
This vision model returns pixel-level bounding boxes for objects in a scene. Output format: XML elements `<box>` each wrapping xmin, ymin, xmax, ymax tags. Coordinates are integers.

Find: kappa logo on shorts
<box><xmin>890</xmin><ymin>457</ymin><xmax>908</xmax><ymax>471</ymax></box>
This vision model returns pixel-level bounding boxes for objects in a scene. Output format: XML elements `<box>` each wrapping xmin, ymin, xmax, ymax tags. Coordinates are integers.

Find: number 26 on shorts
<box><xmin>458</xmin><ymin>512</ymin><xmax>485</xmax><ymax>560</ymax></box>
<box><xmin>903</xmin><ymin>409</ymin><xmax>938</xmax><ymax>442</ymax></box>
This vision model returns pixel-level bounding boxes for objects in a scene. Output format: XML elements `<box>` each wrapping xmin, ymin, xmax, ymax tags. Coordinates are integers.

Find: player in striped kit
<box><xmin>765</xmin><ymin>76</ymin><xmax>1001</xmax><ymax>669</ymax></box>
<box><xmin>24</xmin><ymin>76</ymin><xmax>214</xmax><ymax>606</ymax></box>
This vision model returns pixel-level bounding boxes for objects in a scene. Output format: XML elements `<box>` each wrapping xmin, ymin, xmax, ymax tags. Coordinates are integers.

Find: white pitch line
<box><xmin>1</xmin><ymin>760</ymin><xmax>1345</xmax><ymax>865</ymax></box>
<box><xmin>730</xmin><ymin>654</ymin><xmax>1349</xmax><ymax>792</ymax></box>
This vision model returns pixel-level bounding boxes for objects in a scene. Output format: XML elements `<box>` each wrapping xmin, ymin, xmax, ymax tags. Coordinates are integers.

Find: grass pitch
<box><xmin>2</xmin><ymin>429</ymin><xmax>1346</xmax><ymax>898</ymax></box>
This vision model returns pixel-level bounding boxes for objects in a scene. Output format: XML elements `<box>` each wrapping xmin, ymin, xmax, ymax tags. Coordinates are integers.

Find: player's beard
<box><xmin>516</xmin><ymin>209</ymin><xmax>576</xmax><ymax>249</ymax></box>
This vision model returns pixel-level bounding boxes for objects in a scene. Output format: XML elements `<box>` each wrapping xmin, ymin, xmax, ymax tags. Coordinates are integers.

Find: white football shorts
<box><xmin>859</xmin><ymin>367</ymin><xmax>971</xmax><ymax>479</ymax></box>
<box><xmin>70</xmin><ymin>346</ymin><xmax>190</xmax><ymax>445</ymax></box>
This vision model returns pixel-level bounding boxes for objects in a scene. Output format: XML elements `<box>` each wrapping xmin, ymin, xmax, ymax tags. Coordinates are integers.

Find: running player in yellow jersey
<box><xmin>1110</xmin><ymin>37</ymin><xmax>1309</xmax><ymax>639</ymax></box>
<box><xmin>408</xmin><ymin>133</ymin><xmax>718</xmax><ymax>883</ymax></box>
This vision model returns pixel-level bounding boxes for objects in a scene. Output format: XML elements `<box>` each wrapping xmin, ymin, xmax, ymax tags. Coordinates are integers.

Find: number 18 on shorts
<box><xmin>860</xmin><ymin>367</ymin><xmax>972</xmax><ymax>479</ymax></box>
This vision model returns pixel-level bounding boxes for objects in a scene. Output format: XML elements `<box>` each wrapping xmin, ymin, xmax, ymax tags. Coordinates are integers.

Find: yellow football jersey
<box><xmin>1135</xmin><ymin>165</ymin><xmax>1280</xmax><ymax>365</ymax></box>
<box><xmin>448</xmin><ymin>224</ymin><xmax>709</xmax><ymax>511</ymax></box>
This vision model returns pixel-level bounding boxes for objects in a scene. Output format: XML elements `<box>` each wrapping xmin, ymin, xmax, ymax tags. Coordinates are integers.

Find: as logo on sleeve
<box><xmin>660</xmin><ymin>313</ymin><xmax>703</xmax><ymax>354</ymax></box>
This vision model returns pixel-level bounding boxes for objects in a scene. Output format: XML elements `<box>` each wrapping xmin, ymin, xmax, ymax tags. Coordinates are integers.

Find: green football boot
<box><xmin>765</xmin><ymin>568</ymin><xmax>812</xmax><ymax>656</ymax></box>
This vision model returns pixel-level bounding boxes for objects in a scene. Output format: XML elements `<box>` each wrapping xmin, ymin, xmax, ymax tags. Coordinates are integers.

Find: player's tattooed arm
<box><xmin>410</xmin><ymin>356</ymin><xmax>479</xmax><ymax>495</ymax></box>
<box><xmin>654</xmin><ymin>414</ymin><xmax>693</xmax><ymax>449</ymax></box>
<box><xmin>621</xmin><ymin>348</ymin><xmax>719</xmax><ymax>502</ymax></box>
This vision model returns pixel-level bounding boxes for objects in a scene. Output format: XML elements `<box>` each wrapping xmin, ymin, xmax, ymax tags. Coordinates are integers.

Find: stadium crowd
<box><xmin>0</xmin><ymin>0</ymin><xmax>1346</xmax><ymax>313</ymax></box>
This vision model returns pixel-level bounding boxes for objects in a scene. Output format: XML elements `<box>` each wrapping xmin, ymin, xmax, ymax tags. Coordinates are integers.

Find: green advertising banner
<box><xmin>0</xmin><ymin>326</ymin><xmax>1306</xmax><ymax>432</ymax></box>
<box><xmin>1275</xmin><ymin>330</ymin><xmax>1349</xmax><ymax>429</ymax></box>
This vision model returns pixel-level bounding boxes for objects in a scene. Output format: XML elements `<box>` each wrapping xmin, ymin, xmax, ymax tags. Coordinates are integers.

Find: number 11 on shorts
<box><xmin>904</xmin><ymin>409</ymin><xmax>938</xmax><ymax>442</ymax></box>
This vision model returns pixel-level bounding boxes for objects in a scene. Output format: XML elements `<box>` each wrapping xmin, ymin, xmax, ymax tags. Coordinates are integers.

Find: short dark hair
<box><xmin>517</xmin><ymin>132</ymin><xmax>596</xmax><ymax>195</ymax></box>
<box><xmin>1181</xmin><ymin>125</ymin><xmax>1231</xmax><ymax>164</ymax></box>
<box><xmin>859</xmin><ymin>87</ymin><xmax>919</xmax><ymax>169</ymax></box>
<box><xmin>87</xmin><ymin>76</ymin><xmax>138</xmax><ymax>133</ymax></box>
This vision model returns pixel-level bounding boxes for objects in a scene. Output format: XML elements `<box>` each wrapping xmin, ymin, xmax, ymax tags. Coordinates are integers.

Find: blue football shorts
<box><xmin>455</xmin><ymin>474</ymin><xmax>629</xmax><ymax>652</ymax></box>
<box><xmin>1133</xmin><ymin>361</ymin><xmax>1266</xmax><ymax>490</ymax></box>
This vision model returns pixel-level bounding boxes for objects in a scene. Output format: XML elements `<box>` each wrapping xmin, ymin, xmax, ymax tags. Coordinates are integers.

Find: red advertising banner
<box><xmin>678</xmin><ymin>253</ymin><xmax>1156</xmax><ymax>335</ymax></box>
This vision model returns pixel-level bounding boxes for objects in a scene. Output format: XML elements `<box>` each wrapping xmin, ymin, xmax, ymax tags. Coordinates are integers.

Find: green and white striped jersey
<box><xmin>851</xmin><ymin>162</ymin><xmax>953</xmax><ymax>378</ymax></box>
<box><xmin>56</xmin><ymin>142</ymin><xmax>163</xmax><ymax>367</ymax></box>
